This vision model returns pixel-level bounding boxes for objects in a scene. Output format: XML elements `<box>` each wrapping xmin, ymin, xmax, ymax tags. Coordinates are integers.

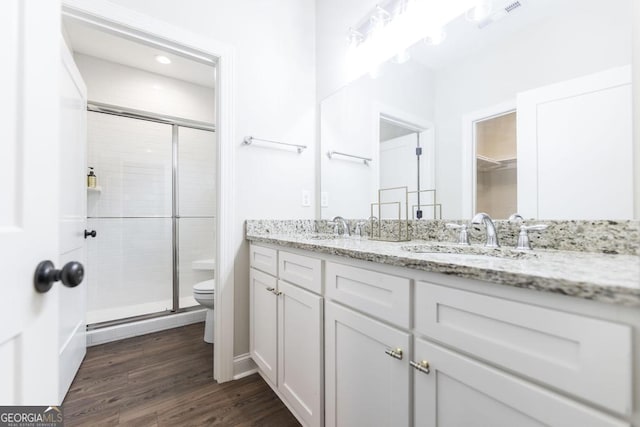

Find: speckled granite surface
<box><xmin>246</xmin><ymin>219</ymin><xmax>640</xmax><ymax>255</ymax></box>
<box><xmin>245</xmin><ymin>220</ymin><xmax>640</xmax><ymax>306</ymax></box>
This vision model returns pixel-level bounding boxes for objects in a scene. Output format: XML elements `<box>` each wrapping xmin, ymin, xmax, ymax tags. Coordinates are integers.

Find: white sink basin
<box><xmin>400</xmin><ymin>243</ymin><xmax>537</xmax><ymax>260</ymax></box>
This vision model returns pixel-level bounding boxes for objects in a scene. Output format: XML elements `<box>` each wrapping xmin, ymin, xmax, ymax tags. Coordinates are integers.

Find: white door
<box><xmin>249</xmin><ymin>268</ymin><xmax>278</xmax><ymax>384</ymax></box>
<box><xmin>277</xmin><ymin>280</ymin><xmax>323</xmax><ymax>427</ymax></box>
<box><xmin>0</xmin><ymin>0</ymin><xmax>68</xmax><ymax>405</ymax></box>
<box><xmin>58</xmin><ymin>40</ymin><xmax>88</xmax><ymax>401</ymax></box>
<box><xmin>517</xmin><ymin>65</ymin><xmax>633</xmax><ymax>219</ymax></box>
<box><xmin>413</xmin><ymin>338</ymin><xmax>628</xmax><ymax>427</ymax></box>
<box><xmin>325</xmin><ymin>301</ymin><xmax>410</xmax><ymax>427</ymax></box>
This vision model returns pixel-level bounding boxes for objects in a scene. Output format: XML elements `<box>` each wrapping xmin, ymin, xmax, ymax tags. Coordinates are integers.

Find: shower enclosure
<box><xmin>85</xmin><ymin>106</ymin><xmax>216</xmax><ymax>326</ymax></box>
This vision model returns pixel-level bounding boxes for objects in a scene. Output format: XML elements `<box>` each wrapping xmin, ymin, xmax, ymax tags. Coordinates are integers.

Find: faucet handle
<box><xmin>508</xmin><ymin>213</ymin><xmax>524</xmax><ymax>222</ymax></box>
<box><xmin>446</xmin><ymin>223</ymin><xmax>470</xmax><ymax>245</ymax></box>
<box><xmin>327</xmin><ymin>221</ymin><xmax>339</xmax><ymax>235</ymax></box>
<box><xmin>354</xmin><ymin>222</ymin><xmax>366</xmax><ymax>237</ymax></box>
<box><xmin>516</xmin><ymin>224</ymin><xmax>548</xmax><ymax>250</ymax></box>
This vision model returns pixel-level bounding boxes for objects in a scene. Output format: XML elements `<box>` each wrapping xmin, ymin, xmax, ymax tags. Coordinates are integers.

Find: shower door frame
<box><xmin>86</xmin><ymin>102</ymin><xmax>216</xmax><ymax>319</ymax></box>
<box><xmin>63</xmin><ymin>0</ymin><xmax>237</xmax><ymax>383</ymax></box>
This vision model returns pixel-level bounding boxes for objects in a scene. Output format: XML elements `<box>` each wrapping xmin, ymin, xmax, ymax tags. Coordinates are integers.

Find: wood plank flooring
<box><xmin>63</xmin><ymin>323</ymin><xmax>300</xmax><ymax>427</ymax></box>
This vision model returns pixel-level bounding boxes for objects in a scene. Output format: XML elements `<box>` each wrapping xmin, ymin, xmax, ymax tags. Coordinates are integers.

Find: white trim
<box><xmin>233</xmin><ymin>353</ymin><xmax>258</xmax><ymax>380</ymax></box>
<box><xmin>87</xmin><ymin>310</ymin><xmax>206</xmax><ymax>346</ymax></box>
<box><xmin>461</xmin><ymin>100</ymin><xmax>516</xmax><ymax>219</ymax></box>
<box><xmin>62</xmin><ymin>0</ymin><xmax>236</xmax><ymax>382</ymax></box>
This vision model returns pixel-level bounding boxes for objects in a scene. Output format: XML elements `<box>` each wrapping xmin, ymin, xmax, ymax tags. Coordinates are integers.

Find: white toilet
<box><xmin>193</xmin><ymin>279</ymin><xmax>215</xmax><ymax>343</ymax></box>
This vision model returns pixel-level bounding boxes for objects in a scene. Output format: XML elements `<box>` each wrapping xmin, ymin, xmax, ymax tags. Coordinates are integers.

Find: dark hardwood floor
<box><xmin>63</xmin><ymin>323</ymin><xmax>300</xmax><ymax>427</ymax></box>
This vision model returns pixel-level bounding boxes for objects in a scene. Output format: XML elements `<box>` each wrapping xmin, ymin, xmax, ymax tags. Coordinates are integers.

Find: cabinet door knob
<box><xmin>384</xmin><ymin>347</ymin><xmax>403</xmax><ymax>360</ymax></box>
<box><xmin>410</xmin><ymin>360</ymin><xmax>430</xmax><ymax>374</ymax></box>
<box><xmin>266</xmin><ymin>287</ymin><xmax>275</xmax><ymax>292</ymax></box>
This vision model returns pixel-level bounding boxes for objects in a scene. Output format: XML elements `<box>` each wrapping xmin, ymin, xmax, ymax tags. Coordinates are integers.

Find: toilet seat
<box><xmin>193</xmin><ymin>279</ymin><xmax>215</xmax><ymax>294</ymax></box>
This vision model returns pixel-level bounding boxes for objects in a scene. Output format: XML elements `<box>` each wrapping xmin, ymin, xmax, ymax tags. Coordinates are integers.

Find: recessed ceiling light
<box><xmin>155</xmin><ymin>55</ymin><xmax>171</xmax><ymax>65</ymax></box>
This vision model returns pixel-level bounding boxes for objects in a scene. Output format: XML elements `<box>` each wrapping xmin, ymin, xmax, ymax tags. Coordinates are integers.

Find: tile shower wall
<box><xmin>87</xmin><ymin>112</ymin><xmax>172</xmax><ymax>218</ymax></box>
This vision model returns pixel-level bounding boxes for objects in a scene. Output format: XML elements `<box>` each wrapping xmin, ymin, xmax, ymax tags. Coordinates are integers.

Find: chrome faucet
<box><xmin>331</xmin><ymin>216</ymin><xmax>351</xmax><ymax>236</ymax></box>
<box><xmin>471</xmin><ymin>212</ymin><xmax>499</xmax><ymax>248</ymax></box>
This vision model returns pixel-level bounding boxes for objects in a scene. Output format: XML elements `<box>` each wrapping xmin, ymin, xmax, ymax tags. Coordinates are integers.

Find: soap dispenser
<box><xmin>87</xmin><ymin>167</ymin><xmax>97</xmax><ymax>188</ymax></box>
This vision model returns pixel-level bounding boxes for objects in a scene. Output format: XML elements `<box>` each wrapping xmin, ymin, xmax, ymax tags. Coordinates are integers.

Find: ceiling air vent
<box><xmin>504</xmin><ymin>1</ymin><xmax>522</xmax><ymax>13</ymax></box>
<box><xmin>477</xmin><ymin>0</ymin><xmax>525</xmax><ymax>29</ymax></box>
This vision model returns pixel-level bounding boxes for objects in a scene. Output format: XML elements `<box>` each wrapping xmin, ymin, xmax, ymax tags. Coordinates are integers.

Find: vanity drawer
<box><xmin>249</xmin><ymin>244</ymin><xmax>278</xmax><ymax>276</ymax></box>
<box><xmin>414</xmin><ymin>281</ymin><xmax>632</xmax><ymax>415</ymax></box>
<box><xmin>325</xmin><ymin>262</ymin><xmax>410</xmax><ymax>329</ymax></box>
<box><xmin>279</xmin><ymin>250</ymin><xmax>322</xmax><ymax>294</ymax></box>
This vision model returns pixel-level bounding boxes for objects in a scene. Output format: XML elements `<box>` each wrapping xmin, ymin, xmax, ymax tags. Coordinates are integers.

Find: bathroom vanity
<box><xmin>246</xmin><ymin>220</ymin><xmax>640</xmax><ymax>427</ymax></box>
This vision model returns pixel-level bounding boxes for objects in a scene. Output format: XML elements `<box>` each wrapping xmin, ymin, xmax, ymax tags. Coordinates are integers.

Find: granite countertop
<box><xmin>246</xmin><ymin>232</ymin><xmax>640</xmax><ymax>307</ymax></box>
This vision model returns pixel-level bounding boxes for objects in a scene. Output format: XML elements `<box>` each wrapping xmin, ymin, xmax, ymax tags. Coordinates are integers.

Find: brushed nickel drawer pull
<box><xmin>385</xmin><ymin>348</ymin><xmax>403</xmax><ymax>360</ymax></box>
<box><xmin>410</xmin><ymin>360</ymin><xmax>430</xmax><ymax>374</ymax></box>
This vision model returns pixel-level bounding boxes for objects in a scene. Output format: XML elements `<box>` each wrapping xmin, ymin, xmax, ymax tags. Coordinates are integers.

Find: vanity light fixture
<box><xmin>424</xmin><ymin>28</ymin><xmax>446</xmax><ymax>45</ymax></box>
<box><xmin>155</xmin><ymin>55</ymin><xmax>172</xmax><ymax>65</ymax></box>
<box><xmin>346</xmin><ymin>0</ymin><xmax>486</xmax><ymax>80</ymax></box>
<box><xmin>466</xmin><ymin>0</ymin><xmax>493</xmax><ymax>22</ymax></box>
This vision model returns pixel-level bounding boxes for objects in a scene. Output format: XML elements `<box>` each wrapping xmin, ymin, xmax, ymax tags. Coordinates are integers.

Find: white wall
<box><xmin>74</xmin><ymin>54</ymin><xmax>216</xmax><ymax>123</ymax></box>
<box><xmin>106</xmin><ymin>0</ymin><xmax>317</xmax><ymax>356</ymax></box>
<box><xmin>316</xmin><ymin>0</ymin><xmax>376</xmax><ymax>101</ymax></box>
<box><xmin>433</xmin><ymin>0</ymin><xmax>632</xmax><ymax>217</ymax></box>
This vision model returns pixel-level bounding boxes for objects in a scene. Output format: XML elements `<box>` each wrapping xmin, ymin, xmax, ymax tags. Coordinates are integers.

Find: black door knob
<box><xmin>84</xmin><ymin>229</ymin><xmax>97</xmax><ymax>239</ymax></box>
<box><xmin>34</xmin><ymin>260</ymin><xmax>84</xmax><ymax>293</ymax></box>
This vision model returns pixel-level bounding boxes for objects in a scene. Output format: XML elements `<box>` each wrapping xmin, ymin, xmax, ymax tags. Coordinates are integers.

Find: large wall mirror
<box><xmin>320</xmin><ymin>0</ymin><xmax>634</xmax><ymax>220</ymax></box>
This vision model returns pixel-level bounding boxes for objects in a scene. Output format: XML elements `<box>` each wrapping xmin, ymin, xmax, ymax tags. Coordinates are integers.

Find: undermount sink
<box><xmin>400</xmin><ymin>243</ymin><xmax>538</xmax><ymax>260</ymax></box>
<box><xmin>304</xmin><ymin>234</ymin><xmax>337</xmax><ymax>240</ymax></box>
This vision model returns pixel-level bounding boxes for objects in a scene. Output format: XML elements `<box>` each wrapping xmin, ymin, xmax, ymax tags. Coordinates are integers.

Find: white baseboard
<box><xmin>233</xmin><ymin>353</ymin><xmax>258</xmax><ymax>380</ymax></box>
<box><xmin>87</xmin><ymin>309</ymin><xmax>207</xmax><ymax>346</ymax></box>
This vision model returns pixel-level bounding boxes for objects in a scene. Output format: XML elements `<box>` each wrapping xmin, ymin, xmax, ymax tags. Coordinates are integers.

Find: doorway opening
<box><xmin>62</xmin><ymin>1</ymin><xmax>236</xmax><ymax>384</ymax></box>
<box><xmin>474</xmin><ymin>111</ymin><xmax>517</xmax><ymax>219</ymax></box>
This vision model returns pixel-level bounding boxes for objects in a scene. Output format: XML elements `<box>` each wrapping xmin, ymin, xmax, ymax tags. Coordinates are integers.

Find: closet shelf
<box><xmin>476</xmin><ymin>155</ymin><xmax>516</xmax><ymax>172</ymax></box>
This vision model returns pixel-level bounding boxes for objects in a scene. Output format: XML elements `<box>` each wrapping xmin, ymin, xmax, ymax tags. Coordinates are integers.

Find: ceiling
<box><xmin>380</xmin><ymin>119</ymin><xmax>417</xmax><ymax>142</ymax></box>
<box><xmin>63</xmin><ymin>17</ymin><xmax>216</xmax><ymax>88</ymax></box>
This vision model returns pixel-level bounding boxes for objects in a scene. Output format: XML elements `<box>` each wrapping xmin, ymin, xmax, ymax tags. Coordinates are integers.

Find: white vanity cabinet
<box><xmin>412</xmin><ymin>337</ymin><xmax>628</xmax><ymax>427</ymax></box>
<box><xmin>248</xmin><ymin>242</ymin><xmax>637</xmax><ymax>427</ymax></box>
<box><xmin>324</xmin><ymin>301</ymin><xmax>411</xmax><ymax>427</ymax></box>
<box><xmin>249</xmin><ymin>245</ymin><xmax>323</xmax><ymax>427</ymax></box>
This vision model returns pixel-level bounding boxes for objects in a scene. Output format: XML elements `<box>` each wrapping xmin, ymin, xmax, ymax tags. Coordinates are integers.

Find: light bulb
<box><xmin>424</xmin><ymin>29</ymin><xmax>446</xmax><ymax>45</ymax></box>
<box><xmin>466</xmin><ymin>1</ymin><xmax>493</xmax><ymax>22</ymax></box>
<box><xmin>155</xmin><ymin>55</ymin><xmax>171</xmax><ymax>65</ymax></box>
<box><xmin>394</xmin><ymin>49</ymin><xmax>411</xmax><ymax>64</ymax></box>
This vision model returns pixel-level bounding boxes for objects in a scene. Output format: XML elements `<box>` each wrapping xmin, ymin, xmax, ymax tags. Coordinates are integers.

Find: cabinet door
<box><xmin>249</xmin><ymin>268</ymin><xmax>278</xmax><ymax>384</ymax></box>
<box><xmin>278</xmin><ymin>280</ymin><xmax>323</xmax><ymax>427</ymax></box>
<box><xmin>325</xmin><ymin>301</ymin><xmax>410</xmax><ymax>427</ymax></box>
<box><xmin>413</xmin><ymin>338</ymin><xmax>629</xmax><ymax>427</ymax></box>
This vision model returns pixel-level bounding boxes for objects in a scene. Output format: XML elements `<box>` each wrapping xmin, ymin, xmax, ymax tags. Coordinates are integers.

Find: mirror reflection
<box><xmin>320</xmin><ymin>0</ymin><xmax>634</xmax><ymax>220</ymax></box>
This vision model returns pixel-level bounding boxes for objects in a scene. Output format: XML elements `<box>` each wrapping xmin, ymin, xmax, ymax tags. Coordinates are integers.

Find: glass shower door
<box><xmin>177</xmin><ymin>126</ymin><xmax>217</xmax><ymax>309</ymax></box>
<box><xmin>86</xmin><ymin>112</ymin><xmax>173</xmax><ymax>324</ymax></box>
